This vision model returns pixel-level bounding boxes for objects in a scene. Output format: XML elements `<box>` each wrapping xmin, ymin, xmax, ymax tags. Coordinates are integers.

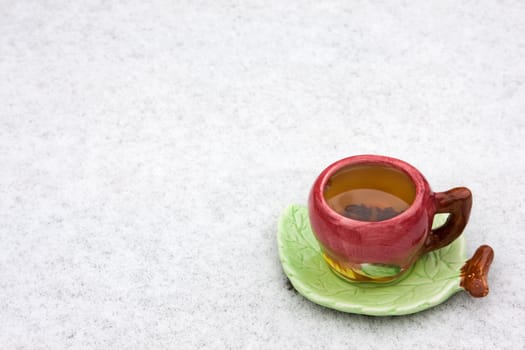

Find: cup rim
<box><xmin>313</xmin><ymin>155</ymin><xmax>428</xmax><ymax>225</ymax></box>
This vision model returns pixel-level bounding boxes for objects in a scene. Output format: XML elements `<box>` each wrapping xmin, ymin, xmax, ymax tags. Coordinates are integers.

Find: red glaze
<box><xmin>308</xmin><ymin>155</ymin><xmax>472</xmax><ymax>278</ymax></box>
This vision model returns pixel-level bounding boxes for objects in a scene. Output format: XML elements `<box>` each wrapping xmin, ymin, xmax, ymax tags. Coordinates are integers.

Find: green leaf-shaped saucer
<box><xmin>277</xmin><ymin>205</ymin><xmax>468</xmax><ymax>316</ymax></box>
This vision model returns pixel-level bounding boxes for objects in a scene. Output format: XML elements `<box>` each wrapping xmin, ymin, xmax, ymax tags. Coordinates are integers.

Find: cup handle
<box><xmin>424</xmin><ymin>187</ymin><xmax>473</xmax><ymax>253</ymax></box>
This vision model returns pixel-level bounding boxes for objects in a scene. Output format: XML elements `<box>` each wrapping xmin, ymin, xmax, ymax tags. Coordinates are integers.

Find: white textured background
<box><xmin>1</xmin><ymin>1</ymin><xmax>524</xmax><ymax>349</ymax></box>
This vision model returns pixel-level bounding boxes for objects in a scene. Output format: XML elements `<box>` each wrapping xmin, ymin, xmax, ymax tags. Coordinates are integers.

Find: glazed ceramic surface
<box><xmin>278</xmin><ymin>205</ymin><xmax>467</xmax><ymax>316</ymax></box>
<box><xmin>308</xmin><ymin>155</ymin><xmax>472</xmax><ymax>282</ymax></box>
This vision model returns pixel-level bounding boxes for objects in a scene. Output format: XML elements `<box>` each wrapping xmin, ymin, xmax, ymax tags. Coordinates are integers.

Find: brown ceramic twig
<box><xmin>460</xmin><ymin>245</ymin><xmax>494</xmax><ymax>297</ymax></box>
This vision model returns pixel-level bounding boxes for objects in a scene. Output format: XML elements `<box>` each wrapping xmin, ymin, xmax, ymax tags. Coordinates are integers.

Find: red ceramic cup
<box><xmin>308</xmin><ymin>155</ymin><xmax>472</xmax><ymax>283</ymax></box>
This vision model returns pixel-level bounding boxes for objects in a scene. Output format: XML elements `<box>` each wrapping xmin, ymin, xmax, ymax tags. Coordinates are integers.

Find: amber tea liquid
<box><xmin>324</xmin><ymin>165</ymin><xmax>416</xmax><ymax>222</ymax></box>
